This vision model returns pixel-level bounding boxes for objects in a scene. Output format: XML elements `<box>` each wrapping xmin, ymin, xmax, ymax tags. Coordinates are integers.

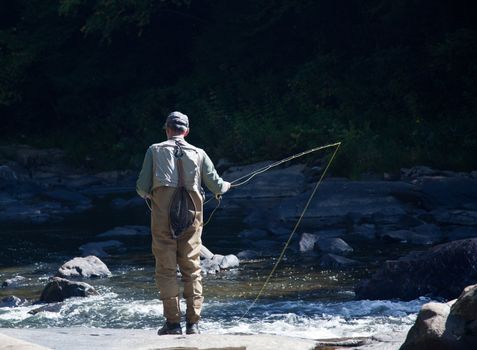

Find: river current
<box><xmin>0</xmin><ymin>198</ymin><xmax>428</xmax><ymax>340</ymax></box>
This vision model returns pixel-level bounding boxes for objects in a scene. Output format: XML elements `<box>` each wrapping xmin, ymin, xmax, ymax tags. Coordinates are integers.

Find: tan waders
<box><xmin>151</xmin><ymin>186</ymin><xmax>204</xmax><ymax>324</ymax></box>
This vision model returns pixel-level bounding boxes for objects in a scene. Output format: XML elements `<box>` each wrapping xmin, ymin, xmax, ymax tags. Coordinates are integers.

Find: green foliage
<box><xmin>1</xmin><ymin>0</ymin><xmax>476</xmax><ymax>174</ymax></box>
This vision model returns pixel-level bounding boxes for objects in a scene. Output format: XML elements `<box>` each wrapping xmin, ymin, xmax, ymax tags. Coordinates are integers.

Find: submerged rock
<box><xmin>319</xmin><ymin>254</ymin><xmax>359</xmax><ymax>268</ymax></box>
<box><xmin>56</xmin><ymin>256</ymin><xmax>112</xmax><ymax>279</ymax></box>
<box><xmin>0</xmin><ymin>296</ymin><xmax>27</xmax><ymax>308</ymax></box>
<box><xmin>401</xmin><ymin>284</ymin><xmax>477</xmax><ymax>350</ymax></box>
<box><xmin>2</xmin><ymin>275</ymin><xmax>27</xmax><ymax>288</ymax></box>
<box><xmin>356</xmin><ymin>239</ymin><xmax>477</xmax><ymax>300</ymax></box>
<box><xmin>40</xmin><ymin>277</ymin><xmax>98</xmax><ymax>303</ymax></box>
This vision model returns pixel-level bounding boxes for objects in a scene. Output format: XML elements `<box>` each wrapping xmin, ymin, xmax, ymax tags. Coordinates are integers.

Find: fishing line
<box><xmin>237</xmin><ymin>142</ymin><xmax>341</xmax><ymax>322</ymax></box>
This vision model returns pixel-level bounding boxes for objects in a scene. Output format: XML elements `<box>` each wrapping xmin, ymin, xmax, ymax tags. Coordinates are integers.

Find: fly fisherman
<box><xmin>136</xmin><ymin>111</ymin><xmax>231</xmax><ymax>335</ymax></box>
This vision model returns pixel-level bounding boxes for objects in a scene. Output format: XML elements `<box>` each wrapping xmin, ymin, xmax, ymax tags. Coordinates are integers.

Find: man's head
<box><xmin>164</xmin><ymin>111</ymin><xmax>189</xmax><ymax>137</ymax></box>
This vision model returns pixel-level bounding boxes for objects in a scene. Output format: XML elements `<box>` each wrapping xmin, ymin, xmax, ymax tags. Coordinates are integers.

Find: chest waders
<box><xmin>169</xmin><ymin>140</ymin><xmax>197</xmax><ymax>239</ymax></box>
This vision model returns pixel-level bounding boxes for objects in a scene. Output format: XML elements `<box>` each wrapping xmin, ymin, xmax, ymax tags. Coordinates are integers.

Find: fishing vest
<box><xmin>150</xmin><ymin>137</ymin><xmax>204</xmax><ymax>194</ymax></box>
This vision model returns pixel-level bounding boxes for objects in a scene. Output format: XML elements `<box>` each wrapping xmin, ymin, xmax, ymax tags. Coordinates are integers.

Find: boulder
<box><xmin>356</xmin><ymin>239</ymin><xmax>477</xmax><ymax>300</ymax></box>
<box><xmin>416</xmin><ymin>176</ymin><xmax>477</xmax><ymax>210</ymax></box>
<box><xmin>56</xmin><ymin>256</ymin><xmax>112</xmax><ymax>279</ymax></box>
<box><xmin>431</xmin><ymin>209</ymin><xmax>477</xmax><ymax>226</ymax></box>
<box><xmin>0</xmin><ymin>296</ymin><xmax>27</xmax><ymax>308</ymax></box>
<box><xmin>40</xmin><ymin>277</ymin><xmax>98</xmax><ymax>303</ymax></box>
<box><xmin>319</xmin><ymin>254</ymin><xmax>359</xmax><ymax>268</ymax></box>
<box><xmin>400</xmin><ymin>284</ymin><xmax>477</xmax><ymax>350</ymax></box>
<box><xmin>352</xmin><ymin>224</ymin><xmax>376</xmax><ymax>240</ymax></box>
<box><xmin>2</xmin><ymin>276</ymin><xmax>26</xmax><ymax>288</ymax></box>
<box><xmin>447</xmin><ymin>226</ymin><xmax>477</xmax><ymax>240</ymax></box>
<box><xmin>314</xmin><ymin>237</ymin><xmax>353</xmax><ymax>255</ymax></box>
<box><xmin>219</xmin><ymin>255</ymin><xmax>240</xmax><ymax>269</ymax></box>
<box><xmin>201</xmin><ymin>254</ymin><xmax>240</xmax><ymax>274</ymax></box>
<box><xmin>299</xmin><ymin>232</ymin><xmax>319</xmax><ymax>253</ymax></box>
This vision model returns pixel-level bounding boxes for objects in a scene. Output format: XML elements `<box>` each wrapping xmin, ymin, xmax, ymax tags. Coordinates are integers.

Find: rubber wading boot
<box><xmin>157</xmin><ymin>322</ymin><xmax>182</xmax><ymax>335</ymax></box>
<box><xmin>186</xmin><ymin>322</ymin><xmax>200</xmax><ymax>335</ymax></box>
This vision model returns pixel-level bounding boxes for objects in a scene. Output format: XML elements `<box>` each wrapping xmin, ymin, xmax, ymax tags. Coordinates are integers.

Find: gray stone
<box><xmin>56</xmin><ymin>256</ymin><xmax>112</xmax><ymax>279</ymax></box>
<box><xmin>219</xmin><ymin>254</ymin><xmax>240</xmax><ymax>269</ymax></box>
<box><xmin>314</xmin><ymin>237</ymin><xmax>353</xmax><ymax>255</ymax></box>
<box><xmin>79</xmin><ymin>240</ymin><xmax>123</xmax><ymax>257</ymax></box>
<box><xmin>0</xmin><ymin>295</ymin><xmax>27</xmax><ymax>308</ymax></box>
<box><xmin>40</xmin><ymin>277</ymin><xmax>98</xmax><ymax>303</ymax></box>
<box><xmin>299</xmin><ymin>232</ymin><xmax>319</xmax><ymax>253</ymax></box>
<box><xmin>400</xmin><ymin>284</ymin><xmax>477</xmax><ymax>350</ymax></box>
<box><xmin>319</xmin><ymin>254</ymin><xmax>359</xmax><ymax>268</ymax></box>
<box><xmin>2</xmin><ymin>275</ymin><xmax>27</xmax><ymax>288</ymax></box>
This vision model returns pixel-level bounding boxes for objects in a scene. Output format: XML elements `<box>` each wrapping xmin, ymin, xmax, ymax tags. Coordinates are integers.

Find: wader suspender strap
<box><xmin>169</xmin><ymin>140</ymin><xmax>197</xmax><ymax>239</ymax></box>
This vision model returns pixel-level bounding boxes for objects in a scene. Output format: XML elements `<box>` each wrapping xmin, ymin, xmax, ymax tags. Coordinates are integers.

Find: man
<box><xmin>136</xmin><ymin>111</ymin><xmax>230</xmax><ymax>335</ymax></box>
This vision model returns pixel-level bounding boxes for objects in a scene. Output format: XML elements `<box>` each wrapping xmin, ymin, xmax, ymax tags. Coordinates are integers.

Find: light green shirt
<box><xmin>136</xmin><ymin>137</ymin><xmax>228</xmax><ymax>198</ymax></box>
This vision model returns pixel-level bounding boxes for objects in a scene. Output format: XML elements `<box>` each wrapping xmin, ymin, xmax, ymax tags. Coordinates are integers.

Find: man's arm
<box><xmin>201</xmin><ymin>151</ymin><xmax>230</xmax><ymax>195</ymax></box>
<box><xmin>136</xmin><ymin>147</ymin><xmax>153</xmax><ymax>198</ymax></box>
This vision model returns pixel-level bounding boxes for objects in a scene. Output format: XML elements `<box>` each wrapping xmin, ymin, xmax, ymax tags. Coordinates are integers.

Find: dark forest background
<box><xmin>1</xmin><ymin>0</ymin><xmax>476</xmax><ymax>176</ymax></box>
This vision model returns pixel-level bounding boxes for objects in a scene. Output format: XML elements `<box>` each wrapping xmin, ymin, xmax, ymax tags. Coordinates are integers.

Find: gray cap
<box><xmin>164</xmin><ymin>111</ymin><xmax>189</xmax><ymax>130</ymax></box>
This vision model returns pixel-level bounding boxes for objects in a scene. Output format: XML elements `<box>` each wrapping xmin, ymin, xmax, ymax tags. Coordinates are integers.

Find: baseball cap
<box><xmin>164</xmin><ymin>111</ymin><xmax>189</xmax><ymax>130</ymax></box>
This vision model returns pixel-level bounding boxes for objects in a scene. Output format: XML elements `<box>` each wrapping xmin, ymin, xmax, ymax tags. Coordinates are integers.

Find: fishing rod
<box><xmin>235</xmin><ymin>141</ymin><xmax>341</xmax><ymax>321</ymax></box>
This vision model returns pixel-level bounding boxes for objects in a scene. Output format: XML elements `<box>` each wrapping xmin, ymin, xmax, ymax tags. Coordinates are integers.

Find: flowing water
<box><xmin>0</xmin><ymin>197</ymin><xmax>429</xmax><ymax>340</ymax></box>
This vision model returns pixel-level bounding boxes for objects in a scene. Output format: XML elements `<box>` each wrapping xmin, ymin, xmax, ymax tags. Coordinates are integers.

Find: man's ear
<box><xmin>184</xmin><ymin>128</ymin><xmax>190</xmax><ymax>137</ymax></box>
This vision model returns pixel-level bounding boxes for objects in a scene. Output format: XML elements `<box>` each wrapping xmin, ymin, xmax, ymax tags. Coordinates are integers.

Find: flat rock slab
<box><xmin>0</xmin><ymin>333</ymin><xmax>49</xmax><ymax>350</ymax></box>
<box><xmin>0</xmin><ymin>328</ymin><xmax>318</xmax><ymax>350</ymax></box>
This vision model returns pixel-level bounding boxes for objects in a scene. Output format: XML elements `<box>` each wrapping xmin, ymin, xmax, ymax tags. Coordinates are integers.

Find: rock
<box><xmin>200</xmin><ymin>245</ymin><xmax>214</xmax><ymax>260</ymax></box>
<box><xmin>2</xmin><ymin>275</ymin><xmax>27</xmax><ymax>288</ymax></box>
<box><xmin>417</xmin><ymin>176</ymin><xmax>477</xmax><ymax>210</ymax></box>
<box><xmin>401</xmin><ymin>166</ymin><xmax>438</xmax><ymax>179</ymax></box>
<box><xmin>314</xmin><ymin>238</ymin><xmax>353</xmax><ymax>255</ymax></box>
<box><xmin>432</xmin><ymin>209</ymin><xmax>477</xmax><ymax>226</ymax></box>
<box><xmin>0</xmin><ymin>296</ymin><xmax>27</xmax><ymax>308</ymax></box>
<box><xmin>0</xmin><ymin>165</ymin><xmax>17</xmax><ymax>183</ymax></box>
<box><xmin>299</xmin><ymin>232</ymin><xmax>319</xmax><ymax>253</ymax></box>
<box><xmin>40</xmin><ymin>277</ymin><xmax>98</xmax><ymax>303</ymax></box>
<box><xmin>97</xmin><ymin>225</ymin><xmax>150</xmax><ymax>238</ymax></box>
<box><xmin>79</xmin><ymin>240</ymin><xmax>123</xmax><ymax>257</ymax></box>
<box><xmin>352</xmin><ymin>224</ymin><xmax>376</xmax><ymax>240</ymax></box>
<box><xmin>446</xmin><ymin>226</ymin><xmax>477</xmax><ymax>240</ymax></box>
<box><xmin>239</xmin><ymin>229</ymin><xmax>268</xmax><ymax>240</ymax></box>
<box><xmin>277</xmin><ymin>180</ymin><xmax>417</xmax><ymax>230</ymax></box>
<box><xmin>219</xmin><ymin>255</ymin><xmax>240</xmax><ymax>269</ymax></box>
<box><xmin>28</xmin><ymin>303</ymin><xmax>63</xmax><ymax>315</ymax></box>
<box><xmin>382</xmin><ymin>229</ymin><xmax>436</xmax><ymax>245</ymax></box>
<box><xmin>237</xmin><ymin>250</ymin><xmax>262</xmax><ymax>260</ymax></box>
<box><xmin>356</xmin><ymin>239</ymin><xmax>477</xmax><ymax>300</ymax></box>
<box><xmin>56</xmin><ymin>256</ymin><xmax>112</xmax><ymax>279</ymax></box>
<box><xmin>319</xmin><ymin>254</ymin><xmax>359</xmax><ymax>268</ymax></box>
<box><xmin>201</xmin><ymin>254</ymin><xmax>239</xmax><ymax>274</ymax></box>
<box><xmin>400</xmin><ymin>284</ymin><xmax>477</xmax><ymax>350</ymax></box>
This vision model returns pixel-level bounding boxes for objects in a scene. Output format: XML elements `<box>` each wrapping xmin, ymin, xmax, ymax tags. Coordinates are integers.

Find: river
<box><xmin>0</xmin><ymin>196</ymin><xmax>428</xmax><ymax>341</ymax></box>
